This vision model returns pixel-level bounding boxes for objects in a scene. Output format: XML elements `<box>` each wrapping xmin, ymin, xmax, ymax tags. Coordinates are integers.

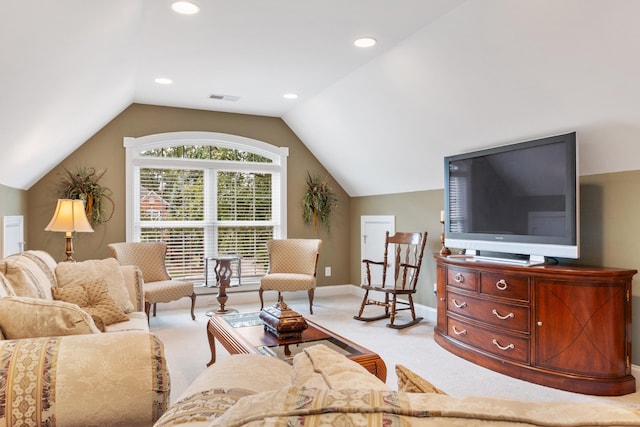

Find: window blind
<box><xmin>133</xmin><ymin>154</ymin><xmax>281</xmax><ymax>282</ymax></box>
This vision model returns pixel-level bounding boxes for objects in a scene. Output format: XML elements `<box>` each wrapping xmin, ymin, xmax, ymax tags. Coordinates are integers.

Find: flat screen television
<box><xmin>444</xmin><ymin>132</ymin><xmax>578</xmax><ymax>265</ymax></box>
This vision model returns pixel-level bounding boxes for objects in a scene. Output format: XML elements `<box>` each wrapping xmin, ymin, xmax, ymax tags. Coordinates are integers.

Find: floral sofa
<box><xmin>155</xmin><ymin>344</ymin><xmax>640</xmax><ymax>426</ymax></box>
<box><xmin>0</xmin><ymin>250</ymin><xmax>170</xmax><ymax>427</ymax></box>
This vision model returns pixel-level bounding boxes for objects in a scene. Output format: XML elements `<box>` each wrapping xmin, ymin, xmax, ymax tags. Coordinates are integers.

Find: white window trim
<box><xmin>123</xmin><ymin>131</ymin><xmax>289</xmax><ymax>242</ymax></box>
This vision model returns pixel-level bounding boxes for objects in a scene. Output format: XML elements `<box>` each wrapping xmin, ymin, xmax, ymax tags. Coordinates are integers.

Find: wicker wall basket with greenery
<box><xmin>302</xmin><ymin>171</ymin><xmax>337</xmax><ymax>233</ymax></box>
<box><xmin>59</xmin><ymin>166</ymin><xmax>115</xmax><ymax>227</ymax></box>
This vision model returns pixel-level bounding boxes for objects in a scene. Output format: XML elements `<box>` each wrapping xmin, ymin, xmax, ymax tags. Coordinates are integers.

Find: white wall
<box><xmin>285</xmin><ymin>0</ymin><xmax>640</xmax><ymax>197</ymax></box>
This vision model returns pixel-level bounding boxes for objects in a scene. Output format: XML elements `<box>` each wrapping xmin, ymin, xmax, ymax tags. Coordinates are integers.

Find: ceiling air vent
<box><xmin>209</xmin><ymin>93</ymin><xmax>241</xmax><ymax>102</ymax></box>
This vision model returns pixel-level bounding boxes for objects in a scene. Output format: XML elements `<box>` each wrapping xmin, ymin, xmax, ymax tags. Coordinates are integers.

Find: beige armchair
<box><xmin>108</xmin><ymin>242</ymin><xmax>196</xmax><ymax>321</ymax></box>
<box><xmin>259</xmin><ymin>239</ymin><xmax>322</xmax><ymax>314</ymax></box>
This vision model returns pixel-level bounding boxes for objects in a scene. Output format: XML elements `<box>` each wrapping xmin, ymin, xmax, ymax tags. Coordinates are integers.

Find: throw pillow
<box><xmin>21</xmin><ymin>250</ymin><xmax>59</xmax><ymax>282</ymax></box>
<box><xmin>395</xmin><ymin>364</ymin><xmax>447</xmax><ymax>395</ymax></box>
<box><xmin>52</xmin><ymin>279</ymin><xmax>129</xmax><ymax>327</ymax></box>
<box><xmin>0</xmin><ymin>296</ymin><xmax>101</xmax><ymax>339</ymax></box>
<box><xmin>0</xmin><ymin>253</ymin><xmax>54</xmax><ymax>299</ymax></box>
<box><xmin>55</xmin><ymin>258</ymin><xmax>135</xmax><ymax>313</ymax></box>
<box><xmin>0</xmin><ymin>275</ymin><xmax>15</xmax><ymax>297</ymax></box>
<box><xmin>291</xmin><ymin>344</ymin><xmax>389</xmax><ymax>391</ymax></box>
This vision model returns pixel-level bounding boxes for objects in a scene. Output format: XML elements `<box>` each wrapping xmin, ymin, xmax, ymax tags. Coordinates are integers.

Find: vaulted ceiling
<box><xmin>3</xmin><ymin>0</ymin><xmax>640</xmax><ymax>195</ymax></box>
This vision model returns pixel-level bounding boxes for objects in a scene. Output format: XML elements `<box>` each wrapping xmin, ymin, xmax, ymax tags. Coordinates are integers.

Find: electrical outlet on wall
<box><xmin>325</xmin><ymin>266</ymin><xmax>331</xmax><ymax>277</ymax></box>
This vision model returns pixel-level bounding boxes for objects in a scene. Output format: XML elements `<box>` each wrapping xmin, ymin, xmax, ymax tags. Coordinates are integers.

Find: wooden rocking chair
<box><xmin>354</xmin><ymin>231</ymin><xmax>427</xmax><ymax>329</ymax></box>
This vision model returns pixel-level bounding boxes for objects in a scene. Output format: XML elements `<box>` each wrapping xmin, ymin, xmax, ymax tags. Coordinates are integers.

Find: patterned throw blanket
<box><xmin>214</xmin><ymin>387</ymin><xmax>428</xmax><ymax>427</ymax></box>
<box><xmin>154</xmin><ymin>388</ymin><xmax>255</xmax><ymax>426</ymax></box>
<box><xmin>210</xmin><ymin>386</ymin><xmax>640</xmax><ymax>427</ymax></box>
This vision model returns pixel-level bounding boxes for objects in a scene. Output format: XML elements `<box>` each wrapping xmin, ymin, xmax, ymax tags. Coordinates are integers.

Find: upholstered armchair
<box><xmin>108</xmin><ymin>242</ymin><xmax>196</xmax><ymax>320</ymax></box>
<box><xmin>259</xmin><ymin>239</ymin><xmax>322</xmax><ymax>314</ymax></box>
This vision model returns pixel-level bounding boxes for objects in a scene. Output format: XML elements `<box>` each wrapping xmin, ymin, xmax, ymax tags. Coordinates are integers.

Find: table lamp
<box><xmin>45</xmin><ymin>199</ymin><xmax>94</xmax><ymax>261</ymax></box>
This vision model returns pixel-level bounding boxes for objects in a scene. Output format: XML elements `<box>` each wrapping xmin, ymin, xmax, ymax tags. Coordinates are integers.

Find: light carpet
<box><xmin>150</xmin><ymin>291</ymin><xmax>640</xmax><ymax>409</ymax></box>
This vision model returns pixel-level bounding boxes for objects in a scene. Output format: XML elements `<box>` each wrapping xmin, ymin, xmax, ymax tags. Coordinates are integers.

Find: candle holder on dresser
<box><xmin>439</xmin><ymin>210</ymin><xmax>451</xmax><ymax>256</ymax></box>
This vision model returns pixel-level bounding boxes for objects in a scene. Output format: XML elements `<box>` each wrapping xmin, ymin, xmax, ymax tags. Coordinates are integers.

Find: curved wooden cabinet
<box><xmin>434</xmin><ymin>255</ymin><xmax>637</xmax><ymax>396</ymax></box>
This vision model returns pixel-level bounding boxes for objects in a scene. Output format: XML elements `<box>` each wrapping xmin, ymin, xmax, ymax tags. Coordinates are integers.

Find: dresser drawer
<box><xmin>480</xmin><ymin>272</ymin><xmax>529</xmax><ymax>302</ymax></box>
<box><xmin>447</xmin><ymin>267</ymin><xmax>477</xmax><ymax>292</ymax></box>
<box><xmin>447</xmin><ymin>291</ymin><xmax>529</xmax><ymax>333</ymax></box>
<box><xmin>446</xmin><ymin>316</ymin><xmax>529</xmax><ymax>364</ymax></box>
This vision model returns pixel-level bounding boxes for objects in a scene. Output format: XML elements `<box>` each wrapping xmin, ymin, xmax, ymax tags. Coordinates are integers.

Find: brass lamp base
<box><xmin>64</xmin><ymin>231</ymin><xmax>75</xmax><ymax>262</ymax></box>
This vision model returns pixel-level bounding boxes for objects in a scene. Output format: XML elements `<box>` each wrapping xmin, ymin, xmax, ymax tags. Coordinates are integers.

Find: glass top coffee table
<box><xmin>207</xmin><ymin>312</ymin><xmax>387</xmax><ymax>382</ymax></box>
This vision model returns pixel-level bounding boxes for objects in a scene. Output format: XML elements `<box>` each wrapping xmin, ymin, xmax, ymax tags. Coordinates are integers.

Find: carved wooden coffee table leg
<box><xmin>207</xmin><ymin>319</ymin><xmax>217</xmax><ymax>366</ymax></box>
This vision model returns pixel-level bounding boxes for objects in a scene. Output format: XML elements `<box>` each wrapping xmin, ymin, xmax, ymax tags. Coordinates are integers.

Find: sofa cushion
<box><xmin>0</xmin><ymin>296</ymin><xmax>101</xmax><ymax>338</ymax></box>
<box><xmin>56</xmin><ymin>258</ymin><xmax>135</xmax><ymax>313</ymax></box>
<box><xmin>21</xmin><ymin>250</ymin><xmax>59</xmax><ymax>285</ymax></box>
<box><xmin>52</xmin><ymin>279</ymin><xmax>129</xmax><ymax>327</ymax></box>
<box><xmin>290</xmin><ymin>344</ymin><xmax>389</xmax><ymax>390</ymax></box>
<box><xmin>0</xmin><ymin>274</ymin><xmax>15</xmax><ymax>298</ymax></box>
<box><xmin>154</xmin><ymin>354</ymin><xmax>292</xmax><ymax>427</ymax></box>
<box><xmin>396</xmin><ymin>364</ymin><xmax>447</xmax><ymax>395</ymax></box>
<box><xmin>104</xmin><ymin>311</ymin><xmax>148</xmax><ymax>332</ymax></box>
<box><xmin>0</xmin><ymin>253</ymin><xmax>55</xmax><ymax>299</ymax></box>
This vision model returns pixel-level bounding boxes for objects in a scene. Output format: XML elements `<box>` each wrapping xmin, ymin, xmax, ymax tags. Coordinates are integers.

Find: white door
<box><xmin>361</xmin><ymin>215</ymin><xmax>395</xmax><ymax>285</ymax></box>
<box><xmin>1</xmin><ymin>216</ymin><xmax>24</xmax><ymax>257</ymax></box>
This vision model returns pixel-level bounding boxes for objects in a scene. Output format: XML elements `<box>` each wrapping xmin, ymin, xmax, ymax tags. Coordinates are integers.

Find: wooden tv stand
<box><xmin>434</xmin><ymin>255</ymin><xmax>637</xmax><ymax>396</ymax></box>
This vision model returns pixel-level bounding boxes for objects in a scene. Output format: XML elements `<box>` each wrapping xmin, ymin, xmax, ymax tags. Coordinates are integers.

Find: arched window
<box><xmin>124</xmin><ymin>131</ymin><xmax>288</xmax><ymax>283</ymax></box>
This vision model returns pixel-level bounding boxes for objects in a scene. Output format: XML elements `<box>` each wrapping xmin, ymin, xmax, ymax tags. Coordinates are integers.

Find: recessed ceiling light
<box><xmin>171</xmin><ymin>1</ymin><xmax>200</xmax><ymax>15</ymax></box>
<box><xmin>283</xmin><ymin>93</ymin><xmax>299</xmax><ymax>100</ymax></box>
<box><xmin>154</xmin><ymin>77</ymin><xmax>173</xmax><ymax>85</ymax></box>
<box><xmin>354</xmin><ymin>37</ymin><xmax>376</xmax><ymax>48</ymax></box>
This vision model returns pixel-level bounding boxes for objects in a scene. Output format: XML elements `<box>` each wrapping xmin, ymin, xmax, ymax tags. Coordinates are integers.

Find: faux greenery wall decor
<box><xmin>302</xmin><ymin>171</ymin><xmax>337</xmax><ymax>232</ymax></box>
<box><xmin>58</xmin><ymin>166</ymin><xmax>115</xmax><ymax>226</ymax></box>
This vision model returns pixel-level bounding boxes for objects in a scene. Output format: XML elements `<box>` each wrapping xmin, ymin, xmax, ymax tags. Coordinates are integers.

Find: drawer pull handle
<box><xmin>492</xmin><ymin>339</ymin><xmax>515</xmax><ymax>351</ymax></box>
<box><xmin>454</xmin><ymin>273</ymin><xmax>464</xmax><ymax>283</ymax></box>
<box><xmin>492</xmin><ymin>309</ymin><xmax>514</xmax><ymax>320</ymax></box>
<box><xmin>495</xmin><ymin>279</ymin><xmax>508</xmax><ymax>291</ymax></box>
<box><xmin>452</xmin><ymin>325</ymin><xmax>467</xmax><ymax>335</ymax></box>
<box><xmin>452</xmin><ymin>299</ymin><xmax>467</xmax><ymax>309</ymax></box>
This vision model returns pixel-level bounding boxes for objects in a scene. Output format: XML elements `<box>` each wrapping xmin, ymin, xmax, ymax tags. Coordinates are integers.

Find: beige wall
<box><xmin>18</xmin><ymin>103</ymin><xmax>640</xmax><ymax>363</ymax></box>
<box><xmin>26</xmin><ymin>103</ymin><xmax>350</xmax><ymax>286</ymax></box>
<box><xmin>0</xmin><ymin>184</ymin><xmax>28</xmax><ymax>248</ymax></box>
<box><xmin>578</xmin><ymin>171</ymin><xmax>640</xmax><ymax>274</ymax></box>
<box><xmin>349</xmin><ymin>190</ymin><xmax>444</xmax><ymax>308</ymax></box>
<box><xmin>0</xmin><ymin>184</ymin><xmax>27</xmax><ymax>217</ymax></box>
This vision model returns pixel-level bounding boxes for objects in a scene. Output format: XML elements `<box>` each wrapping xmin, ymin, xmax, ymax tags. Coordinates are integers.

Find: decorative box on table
<box><xmin>259</xmin><ymin>300</ymin><xmax>308</xmax><ymax>339</ymax></box>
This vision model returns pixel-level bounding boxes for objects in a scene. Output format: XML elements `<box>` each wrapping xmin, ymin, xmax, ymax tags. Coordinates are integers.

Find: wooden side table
<box><xmin>205</xmin><ymin>255</ymin><xmax>241</xmax><ymax>315</ymax></box>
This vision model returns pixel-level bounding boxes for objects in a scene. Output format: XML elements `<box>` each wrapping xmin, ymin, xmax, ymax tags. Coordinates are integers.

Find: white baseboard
<box><xmin>182</xmin><ymin>283</ymin><xmax>360</xmax><ymax>310</ymax></box>
<box><xmin>189</xmin><ymin>283</ymin><xmax>438</xmax><ymax>322</ymax></box>
<box><xmin>343</xmin><ymin>283</ymin><xmax>437</xmax><ymax>323</ymax></box>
